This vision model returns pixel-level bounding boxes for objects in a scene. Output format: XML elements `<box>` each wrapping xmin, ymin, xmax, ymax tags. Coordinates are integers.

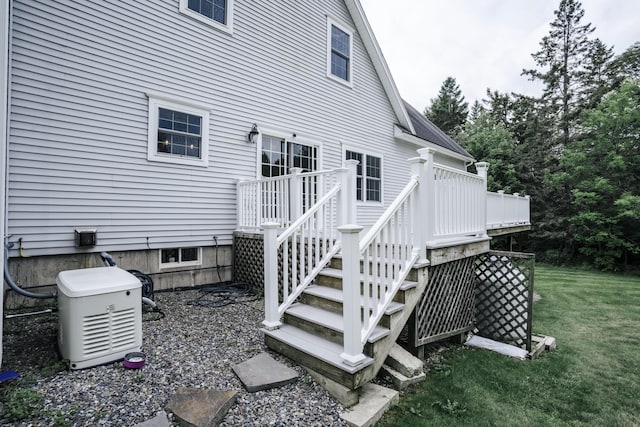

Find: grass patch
<box><xmin>379</xmin><ymin>265</ymin><xmax>640</xmax><ymax>426</ymax></box>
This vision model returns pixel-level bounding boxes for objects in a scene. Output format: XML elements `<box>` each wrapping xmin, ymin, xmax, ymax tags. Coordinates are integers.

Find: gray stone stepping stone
<box><xmin>133</xmin><ymin>411</ymin><xmax>171</xmax><ymax>427</ymax></box>
<box><xmin>166</xmin><ymin>387</ymin><xmax>237</xmax><ymax>427</ymax></box>
<box><xmin>233</xmin><ymin>352</ymin><xmax>298</xmax><ymax>392</ymax></box>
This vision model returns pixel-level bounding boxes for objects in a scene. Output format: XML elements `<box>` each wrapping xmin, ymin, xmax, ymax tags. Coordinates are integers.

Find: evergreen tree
<box><xmin>468</xmin><ymin>100</ymin><xmax>485</xmax><ymax>124</ymax></box>
<box><xmin>483</xmin><ymin>89</ymin><xmax>512</xmax><ymax>129</ymax></box>
<box><xmin>609</xmin><ymin>42</ymin><xmax>640</xmax><ymax>86</ymax></box>
<box><xmin>578</xmin><ymin>38</ymin><xmax>615</xmax><ymax>112</ymax></box>
<box><xmin>522</xmin><ymin>0</ymin><xmax>595</xmax><ymax>147</ymax></box>
<box><xmin>424</xmin><ymin>77</ymin><xmax>468</xmax><ymax>136</ymax></box>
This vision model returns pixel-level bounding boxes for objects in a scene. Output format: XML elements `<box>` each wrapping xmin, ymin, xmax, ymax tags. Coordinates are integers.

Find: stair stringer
<box><xmin>351</xmin><ymin>263</ymin><xmax>429</xmax><ymax>389</ymax></box>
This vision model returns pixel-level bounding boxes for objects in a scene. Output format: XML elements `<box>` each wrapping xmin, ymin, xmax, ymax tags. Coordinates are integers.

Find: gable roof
<box><xmin>344</xmin><ymin>1</ymin><xmax>472</xmax><ymax>161</ymax></box>
<box><xmin>401</xmin><ymin>100</ymin><xmax>473</xmax><ymax>160</ymax></box>
<box><xmin>344</xmin><ymin>0</ymin><xmax>414</xmax><ymax>134</ymax></box>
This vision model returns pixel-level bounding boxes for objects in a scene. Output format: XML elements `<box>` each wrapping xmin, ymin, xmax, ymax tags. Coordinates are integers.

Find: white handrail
<box><xmin>431</xmin><ymin>163</ymin><xmax>486</xmax><ymax>239</ymax></box>
<box><xmin>486</xmin><ymin>191</ymin><xmax>531</xmax><ymax>228</ymax></box>
<box><xmin>359</xmin><ymin>177</ymin><xmax>419</xmax><ymax>252</ymax></box>
<box><xmin>262</xmin><ymin>163</ymin><xmax>357</xmax><ymax>330</ymax></box>
<box><xmin>358</xmin><ymin>177</ymin><xmax>421</xmax><ymax>345</ymax></box>
<box><xmin>237</xmin><ymin>169</ymin><xmax>341</xmax><ymax>230</ymax></box>
<box><xmin>277</xmin><ymin>185</ymin><xmax>341</xmax><ymax>244</ymax></box>
<box><xmin>340</xmin><ymin>173</ymin><xmax>422</xmax><ymax>365</ymax></box>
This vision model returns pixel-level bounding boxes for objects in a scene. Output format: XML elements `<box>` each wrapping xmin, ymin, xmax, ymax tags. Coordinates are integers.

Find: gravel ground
<box><xmin>0</xmin><ymin>288</ymin><xmax>349</xmax><ymax>426</ymax></box>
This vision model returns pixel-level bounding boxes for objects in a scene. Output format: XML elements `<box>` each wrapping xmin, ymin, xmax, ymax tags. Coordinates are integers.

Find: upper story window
<box><xmin>179</xmin><ymin>0</ymin><xmax>234</xmax><ymax>33</ymax></box>
<box><xmin>147</xmin><ymin>94</ymin><xmax>210</xmax><ymax>167</ymax></box>
<box><xmin>346</xmin><ymin>150</ymin><xmax>382</xmax><ymax>203</ymax></box>
<box><xmin>327</xmin><ymin>18</ymin><xmax>353</xmax><ymax>86</ymax></box>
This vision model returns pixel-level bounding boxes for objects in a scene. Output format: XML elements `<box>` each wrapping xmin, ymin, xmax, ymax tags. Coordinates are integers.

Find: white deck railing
<box><xmin>431</xmin><ymin>163</ymin><xmax>487</xmax><ymax>241</ymax></box>
<box><xmin>261</xmin><ymin>161</ymin><xmax>358</xmax><ymax>330</ymax></box>
<box><xmin>486</xmin><ymin>191</ymin><xmax>531</xmax><ymax>229</ymax></box>
<box><xmin>255</xmin><ymin>148</ymin><xmax>531</xmax><ymax>366</ymax></box>
<box><xmin>237</xmin><ymin>168</ymin><xmax>341</xmax><ymax>230</ymax></box>
<box><xmin>342</xmin><ymin>175</ymin><xmax>421</xmax><ymax>364</ymax></box>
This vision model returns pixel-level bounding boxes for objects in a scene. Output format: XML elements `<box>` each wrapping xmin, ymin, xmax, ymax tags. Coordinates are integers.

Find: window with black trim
<box><xmin>346</xmin><ymin>150</ymin><xmax>382</xmax><ymax>202</ymax></box>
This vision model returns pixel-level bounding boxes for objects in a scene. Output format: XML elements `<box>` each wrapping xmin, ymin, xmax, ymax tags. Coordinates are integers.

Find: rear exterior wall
<box><xmin>6</xmin><ymin>0</ymin><xmax>429</xmax><ymax>291</ymax></box>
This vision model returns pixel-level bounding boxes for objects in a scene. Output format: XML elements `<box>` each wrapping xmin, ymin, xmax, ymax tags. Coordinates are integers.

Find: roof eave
<box><xmin>344</xmin><ymin>0</ymin><xmax>415</xmax><ymax>134</ymax></box>
<box><xmin>393</xmin><ymin>125</ymin><xmax>476</xmax><ymax>163</ymax></box>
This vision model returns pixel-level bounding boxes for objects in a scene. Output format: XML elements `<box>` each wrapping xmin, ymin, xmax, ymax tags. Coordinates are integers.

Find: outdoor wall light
<box><xmin>247</xmin><ymin>123</ymin><xmax>259</xmax><ymax>144</ymax></box>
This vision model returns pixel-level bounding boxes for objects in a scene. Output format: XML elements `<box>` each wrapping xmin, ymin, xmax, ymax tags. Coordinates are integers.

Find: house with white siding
<box><xmin>1</xmin><ymin>0</ymin><xmax>531</xmax><ymax>395</ymax></box>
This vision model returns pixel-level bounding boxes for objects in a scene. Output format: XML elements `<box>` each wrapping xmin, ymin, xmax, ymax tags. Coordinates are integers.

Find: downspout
<box><xmin>0</xmin><ymin>0</ymin><xmax>12</xmax><ymax>367</ymax></box>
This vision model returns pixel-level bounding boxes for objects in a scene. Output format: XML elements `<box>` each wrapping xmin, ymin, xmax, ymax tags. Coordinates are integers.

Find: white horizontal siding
<box><xmin>8</xmin><ymin>0</ymin><xmax>423</xmax><ymax>256</ymax></box>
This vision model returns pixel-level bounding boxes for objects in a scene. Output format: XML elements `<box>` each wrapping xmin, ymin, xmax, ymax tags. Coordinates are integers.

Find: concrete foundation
<box><xmin>4</xmin><ymin>245</ymin><xmax>233</xmax><ymax>309</ymax></box>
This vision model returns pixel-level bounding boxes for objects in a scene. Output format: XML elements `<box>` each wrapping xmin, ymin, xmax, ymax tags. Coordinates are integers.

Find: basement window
<box><xmin>160</xmin><ymin>247</ymin><xmax>202</xmax><ymax>269</ymax></box>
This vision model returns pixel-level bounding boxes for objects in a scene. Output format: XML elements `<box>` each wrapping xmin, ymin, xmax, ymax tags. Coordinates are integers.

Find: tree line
<box><xmin>424</xmin><ymin>0</ymin><xmax>640</xmax><ymax>271</ymax></box>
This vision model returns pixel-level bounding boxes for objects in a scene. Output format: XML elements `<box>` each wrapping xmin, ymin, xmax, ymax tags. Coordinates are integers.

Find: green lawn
<box><xmin>378</xmin><ymin>265</ymin><xmax>640</xmax><ymax>426</ymax></box>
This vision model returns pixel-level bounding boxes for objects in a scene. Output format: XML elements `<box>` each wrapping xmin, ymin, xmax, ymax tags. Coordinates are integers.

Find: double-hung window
<box><xmin>327</xmin><ymin>18</ymin><xmax>353</xmax><ymax>85</ymax></box>
<box><xmin>147</xmin><ymin>94</ymin><xmax>210</xmax><ymax>167</ymax></box>
<box><xmin>346</xmin><ymin>150</ymin><xmax>382</xmax><ymax>203</ymax></box>
<box><xmin>179</xmin><ymin>0</ymin><xmax>234</xmax><ymax>33</ymax></box>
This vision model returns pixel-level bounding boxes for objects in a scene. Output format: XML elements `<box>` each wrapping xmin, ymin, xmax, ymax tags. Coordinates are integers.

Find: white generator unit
<box><xmin>57</xmin><ymin>267</ymin><xmax>142</xmax><ymax>370</ymax></box>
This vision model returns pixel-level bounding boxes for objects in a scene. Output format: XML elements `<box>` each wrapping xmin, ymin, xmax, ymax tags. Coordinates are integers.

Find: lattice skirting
<box><xmin>474</xmin><ymin>251</ymin><xmax>535</xmax><ymax>351</ymax></box>
<box><xmin>413</xmin><ymin>257</ymin><xmax>477</xmax><ymax>346</ymax></box>
<box><xmin>233</xmin><ymin>232</ymin><xmax>332</xmax><ymax>298</ymax></box>
<box><xmin>233</xmin><ymin>231</ymin><xmax>264</xmax><ymax>290</ymax></box>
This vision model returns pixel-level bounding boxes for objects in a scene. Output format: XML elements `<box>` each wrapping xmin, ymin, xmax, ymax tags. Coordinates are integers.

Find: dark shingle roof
<box><xmin>402</xmin><ymin>100</ymin><xmax>473</xmax><ymax>159</ymax></box>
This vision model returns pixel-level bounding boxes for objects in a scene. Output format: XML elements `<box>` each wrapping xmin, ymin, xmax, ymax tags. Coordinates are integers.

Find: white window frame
<box><xmin>159</xmin><ymin>247</ymin><xmax>202</xmax><ymax>269</ymax></box>
<box><xmin>255</xmin><ymin>126</ymin><xmax>323</xmax><ymax>179</ymax></box>
<box><xmin>343</xmin><ymin>146</ymin><xmax>383</xmax><ymax>205</ymax></box>
<box><xmin>147</xmin><ymin>93</ymin><xmax>211</xmax><ymax>167</ymax></box>
<box><xmin>326</xmin><ymin>17</ymin><xmax>354</xmax><ymax>87</ymax></box>
<box><xmin>179</xmin><ymin>0</ymin><xmax>234</xmax><ymax>34</ymax></box>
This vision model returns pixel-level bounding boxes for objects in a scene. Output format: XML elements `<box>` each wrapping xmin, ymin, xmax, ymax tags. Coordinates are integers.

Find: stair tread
<box><xmin>304</xmin><ymin>285</ymin><xmax>405</xmax><ymax>315</ymax></box>
<box><xmin>262</xmin><ymin>325</ymin><xmax>374</xmax><ymax>374</ymax></box>
<box><xmin>287</xmin><ymin>303</ymin><xmax>390</xmax><ymax>343</ymax></box>
<box><xmin>319</xmin><ymin>268</ymin><xmax>418</xmax><ymax>291</ymax></box>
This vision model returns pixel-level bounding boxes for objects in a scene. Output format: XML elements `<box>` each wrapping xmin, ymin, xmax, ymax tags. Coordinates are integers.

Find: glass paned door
<box><xmin>261</xmin><ymin>136</ymin><xmax>319</xmax><ymax>224</ymax></box>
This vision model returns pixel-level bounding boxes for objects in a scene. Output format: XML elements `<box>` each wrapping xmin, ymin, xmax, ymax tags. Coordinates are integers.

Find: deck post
<box><xmin>339</xmin><ymin>224</ymin><xmax>366</xmax><ymax>367</ymax></box>
<box><xmin>475</xmin><ymin>162</ymin><xmax>490</xmax><ymax>237</ymax></box>
<box><xmin>497</xmin><ymin>190</ymin><xmax>505</xmax><ymax>226</ymax></box>
<box><xmin>339</xmin><ymin>160</ymin><xmax>358</xmax><ymax>226</ymax></box>
<box><xmin>235</xmin><ymin>178</ymin><xmax>245</xmax><ymax>230</ymax></box>
<box><xmin>289</xmin><ymin>168</ymin><xmax>303</xmax><ymax>224</ymax></box>
<box><xmin>408</xmin><ymin>156</ymin><xmax>427</xmax><ymax>259</ymax></box>
<box><xmin>417</xmin><ymin>148</ymin><xmax>436</xmax><ymax>245</ymax></box>
<box><xmin>262</xmin><ymin>222</ymin><xmax>282</xmax><ymax>330</ymax></box>
<box><xmin>256</xmin><ymin>178</ymin><xmax>263</xmax><ymax>229</ymax></box>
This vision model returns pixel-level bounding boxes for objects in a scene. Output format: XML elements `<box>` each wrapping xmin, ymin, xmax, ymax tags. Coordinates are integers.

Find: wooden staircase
<box><xmin>262</xmin><ymin>254</ymin><xmax>429</xmax><ymax>390</ymax></box>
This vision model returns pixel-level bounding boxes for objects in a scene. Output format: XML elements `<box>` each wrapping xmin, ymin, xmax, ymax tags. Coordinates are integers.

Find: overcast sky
<box><xmin>360</xmin><ymin>0</ymin><xmax>640</xmax><ymax>111</ymax></box>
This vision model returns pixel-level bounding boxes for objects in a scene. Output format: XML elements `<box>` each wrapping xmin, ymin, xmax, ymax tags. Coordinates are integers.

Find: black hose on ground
<box><xmin>4</xmin><ymin>243</ymin><xmax>56</xmax><ymax>299</ymax></box>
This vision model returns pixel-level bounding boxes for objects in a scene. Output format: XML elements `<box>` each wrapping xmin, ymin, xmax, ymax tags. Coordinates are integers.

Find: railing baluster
<box><xmin>363</xmin><ymin>246</ymin><xmax>370</xmax><ymax>332</ymax></box>
<box><xmin>283</xmin><ymin>237</ymin><xmax>289</xmax><ymax>302</ymax></box>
